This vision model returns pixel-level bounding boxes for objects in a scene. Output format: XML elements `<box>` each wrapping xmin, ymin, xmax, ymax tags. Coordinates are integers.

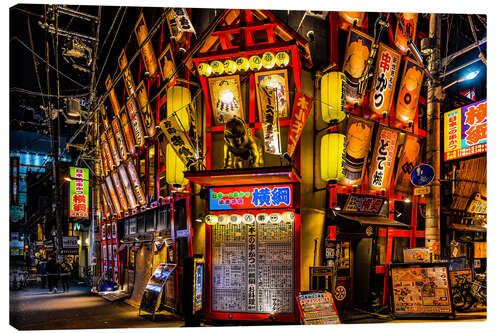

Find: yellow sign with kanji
<box><xmin>159</xmin><ymin>115</ymin><xmax>197</xmax><ymax>167</ymax></box>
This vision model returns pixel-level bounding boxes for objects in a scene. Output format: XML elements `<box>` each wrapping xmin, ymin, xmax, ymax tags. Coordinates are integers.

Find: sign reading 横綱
<box><xmin>444</xmin><ymin>99</ymin><xmax>487</xmax><ymax>161</ymax></box>
<box><xmin>258</xmin><ymin>85</ymin><xmax>281</xmax><ymax>155</ymax></box>
<box><xmin>69</xmin><ymin>167</ymin><xmax>89</xmax><ymax>218</ymax></box>
<box><xmin>287</xmin><ymin>91</ymin><xmax>312</xmax><ymax>158</ymax></box>
<box><xmin>367</xmin><ymin>126</ymin><xmax>399</xmax><ymax>191</ymax></box>
<box><xmin>209</xmin><ymin>184</ymin><xmax>293</xmax><ymax>210</ymax></box>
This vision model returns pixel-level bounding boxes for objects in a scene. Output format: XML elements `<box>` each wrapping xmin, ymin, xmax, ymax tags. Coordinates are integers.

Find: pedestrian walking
<box><xmin>46</xmin><ymin>255</ymin><xmax>59</xmax><ymax>293</ymax></box>
<box><xmin>37</xmin><ymin>258</ymin><xmax>47</xmax><ymax>289</ymax></box>
<box><xmin>60</xmin><ymin>257</ymin><xmax>72</xmax><ymax>292</ymax></box>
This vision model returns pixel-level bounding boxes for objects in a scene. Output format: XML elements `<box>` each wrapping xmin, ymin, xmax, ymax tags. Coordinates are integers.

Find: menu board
<box><xmin>296</xmin><ymin>291</ymin><xmax>341</xmax><ymax>325</ymax></box>
<box><xmin>211</xmin><ymin>218</ymin><xmax>294</xmax><ymax>314</ymax></box>
<box><xmin>391</xmin><ymin>264</ymin><xmax>453</xmax><ymax>316</ymax></box>
<box><xmin>140</xmin><ymin>264</ymin><xmax>177</xmax><ymax>314</ymax></box>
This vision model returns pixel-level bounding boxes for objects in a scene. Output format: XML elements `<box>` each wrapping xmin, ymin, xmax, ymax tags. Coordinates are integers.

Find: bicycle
<box><xmin>451</xmin><ymin>273</ymin><xmax>486</xmax><ymax>311</ymax></box>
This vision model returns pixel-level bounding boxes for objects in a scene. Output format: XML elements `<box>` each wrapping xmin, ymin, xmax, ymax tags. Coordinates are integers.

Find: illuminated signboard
<box><xmin>343</xmin><ymin>193</ymin><xmax>385</xmax><ymax>215</ymax></box>
<box><xmin>209</xmin><ymin>184</ymin><xmax>293</xmax><ymax>211</ymax></box>
<box><xmin>69</xmin><ymin>167</ymin><xmax>89</xmax><ymax>218</ymax></box>
<box><xmin>444</xmin><ymin>99</ymin><xmax>487</xmax><ymax>161</ymax></box>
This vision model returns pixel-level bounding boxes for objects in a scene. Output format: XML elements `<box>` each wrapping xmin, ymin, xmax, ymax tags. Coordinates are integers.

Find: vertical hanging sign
<box><xmin>118</xmin><ymin>164</ymin><xmax>138</xmax><ymax>209</ymax></box>
<box><xmin>126</xmin><ymin>97</ymin><xmax>146</xmax><ymax>148</ymax></box>
<box><xmin>172</xmin><ymin>8</ymin><xmax>196</xmax><ymax>34</ymax></box>
<box><xmin>106</xmin><ymin>128</ymin><xmax>121</xmax><ymax>167</ymax></box>
<box><xmin>394</xmin><ymin>134</ymin><xmax>421</xmax><ymax>193</ymax></box>
<box><xmin>120</xmin><ymin>106</ymin><xmax>137</xmax><ymax>155</ymax></box>
<box><xmin>395</xmin><ymin>58</ymin><xmax>424</xmax><ymax>124</ymax></box>
<box><xmin>101</xmin><ymin>132</ymin><xmax>115</xmax><ymax>170</ymax></box>
<box><xmin>369</xmin><ymin>43</ymin><xmax>401</xmax><ymax>116</ymax></box>
<box><xmin>105</xmin><ymin>176</ymin><xmax>122</xmax><ymax>214</ymax></box>
<box><xmin>136</xmin><ymin>80</ymin><xmax>156</xmax><ymax>138</ymax></box>
<box><xmin>118</xmin><ymin>49</ymin><xmax>136</xmax><ymax>97</ymax></box>
<box><xmin>367</xmin><ymin>126</ymin><xmax>399</xmax><ymax>191</ymax></box>
<box><xmin>342</xmin><ymin>29</ymin><xmax>373</xmax><ymax>106</ymax></box>
<box><xmin>11</xmin><ymin>156</ymin><xmax>19</xmax><ymax>205</ymax></box>
<box><xmin>134</xmin><ymin>13</ymin><xmax>159</xmax><ymax>78</ymax></box>
<box><xmin>99</xmin><ymin>97</ymin><xmax>111</xmax><ymax>130</ymax></box>
<box><xmin>112</xmin><ymin>118</ymin><xmax>129</xmax><ymax>161</ymax></box>
<box><xmin>69</xmin><ymin>167</ymin><xmax>89</xmax><ymax>218</ymax></box>
<box><xmin>257</xmin><ymin>85</ymin><xmax>281</xmax><ymax>155</ymax></box>
<box><xmin>111</xmin><ymin>170</ymin><xmax>129</xmax><ymax>212</ymax></box>
<box><xmin>247</xmin><ymin>220</ymin><xmax>257</xmax><ymax>311</ymax></box>
<box><xmin>287</xmin><ymin>91</ymin><xmax>312</xmax><ymax>157</ymax></box>
<box><xmin>159</xmin><ymin>115</ymin><xmax>197</xmax><ymax>166</ymax></box>
<box><xmin>126</xmin><ymin>159</ymin><xmax>146</xmax><ymax>206</ymax></box>
<box><xmin>394</xmin><ymin>13</ymin><xmax>419</xmax><ymax>54</ymax></box>
<box><xmin>101</xmin><ymin>182</ymin><xmax>114</xmax><ymax>217</ymax></box>
<box><xmin>105</xmin><ymin>75</ymin><xmax>121</xmax><ymax>116</ymax></box>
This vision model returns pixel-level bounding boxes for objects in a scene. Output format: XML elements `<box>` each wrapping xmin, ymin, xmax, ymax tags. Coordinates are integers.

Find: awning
<box><xmin>335</xmin><ymin>212</ymin><xmax>411</xmax><ymax>229</ymax></box>
<box><xmin>449</xmin><ymin>223</ymin><xmax>486</xmax><ymax>233</ymax></box>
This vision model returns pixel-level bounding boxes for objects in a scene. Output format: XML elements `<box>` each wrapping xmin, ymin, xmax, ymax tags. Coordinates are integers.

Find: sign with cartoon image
<box><xmin>395</xmin><ymin>58</ymin><xmax>424</xmax><ymax>125</ymax></box>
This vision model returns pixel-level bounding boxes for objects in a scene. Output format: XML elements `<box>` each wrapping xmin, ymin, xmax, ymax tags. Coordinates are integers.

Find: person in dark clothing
<box><xmin>37</xmin><ymin>259</ymin><xmax>47</xmax><ymax>289</ymax></box>
<box><xmin>46</xmin><ymin>256</ymin><xmax>59</xmax><ymax>293</ymax></box>
<box><xmin>60</xmin><ymin>257</ymin><xmax>72</xmax><ymax>292</ymax></box>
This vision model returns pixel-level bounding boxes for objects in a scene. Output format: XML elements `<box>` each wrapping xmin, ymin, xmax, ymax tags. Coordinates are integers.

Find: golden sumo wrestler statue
<box><xmin>223</xmin><ymin>117</ymin><xmax>263</xmax><ymax>169</ymax></box>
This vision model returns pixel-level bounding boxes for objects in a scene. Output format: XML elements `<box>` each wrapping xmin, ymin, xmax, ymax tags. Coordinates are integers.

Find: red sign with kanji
<box><xmin>287</xmin><ymin>91</ymin><xmax>313</xmax><ymax>157</ymax></box>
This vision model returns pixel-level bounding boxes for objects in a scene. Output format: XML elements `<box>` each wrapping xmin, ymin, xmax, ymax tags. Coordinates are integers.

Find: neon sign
<box><xmin>209</xmin><ymin>184</ymin><xmax>293</xmax><ymax>210</ymax></box>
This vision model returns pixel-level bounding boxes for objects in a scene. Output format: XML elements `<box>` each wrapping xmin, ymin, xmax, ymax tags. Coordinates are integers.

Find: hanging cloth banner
<box><xmin>394</xmin><ymin>13</ymin><xmax>419</xmax><ymax>54</ymax></box>
<box><xmin>257</xmin><ymin>84</ymin><xmax>281</xmax><ymax>155</ymax></box>
<box><xmin>367</xmin><ymin>125</ymin><xmax>400</xmax><ymax>191</ymax></box>
<box><xmin>159</xmin><ymin>114</ymin><xmax>198</xmax><ymax>166</ymax></box>
<box><xmin>118</xmin><ymin>164</ymin><xmax>138</xmax><ymax>209</ymax></box>
<box><xmin>172</xmin><ymin>8</ymin><xmax>196</xmax><ymax>34</ymax></box>
<box><xmin>369</xmin><ymin>43</ymin><xmax>402</xmax><ymax>116</ymax></box>
<box><xmin>106</xmin><ymin>128</ymin><xmax>121</xmax><ymax>167</ymax></box>
<box><xmin>105</xmin><ymin>75</ymin><xmax>121</xmax><ymax>116</ymax></box>
<box><xmin>342</xmin><ymin>28</ymin><xmax>374</xmax><ymax>106</ymax></box>
<box><xmin>111</xmin><ymin>170</ymin><xmax>129</xmax><ymax>212</ymax></box>
<box><xmin>99</xmin><ymin>96</ymin><xmax>110</xmax><ymax>130</ymax></box>
<box><xmin>118</xmin><ymin>49</ymin><xmax>137</xmax><ymax>97</ymax></box>
<box><xmin>101</xmin><ymin>132</ymin><xmax>116</xmax><ymax>170</ymax></box>
<box><xmin>100</xmin><ymin>148</ymin><xmax>110</xmax><ymax>176</ymax></box>
<box><xmin>287</xmin><ymin>91</ymin><xmax>312</xmax><ymax>157</ymax></box>
<box><xmin>119</xmin><ymin>106</ymin><xmax>137</xmax><ymax>156</ymax></box>
<box><xmin>100</xmin><ymin>182</ymin><xmax>114</xmax><ymax>217</ymax></box>
<box><xmin>134</xmin><ymin>13</ymin><xmax>159</xmax><ymax>78</ymax></box>
<box><xmin>395</xmin><ymin>57</ymin><xmax>424</xmax><ymax>124</ymax></box>
<box><xmin>112</xmin><ymin>118</ymin><xmax>129</xmax><ymax>161</ymax></box>
<box><xmin>136</xmin><ymin>80</ymin><xmax>156</xmax><ymax>138</ymax></box>
<box><xmin>394</xmin><ymin>133</ymin><xmax>421</xmax><ymax>193</ymax></box>
<box><xmin>339</xmin><ymin>116</ymin><xmax>374</xmax><ymax>186</ymax></box>
<box><xmin>126</xmin><ymin>96</ymin><xmax>146</xmax><ymax>149</ymax></box>
<box><xmin>100</xmin><ymin>186</ymin><xmax>110</xmax><ymax>219</ymax></box>
<box><xmin>125</xmin><ymin>159</ymin><xmax>146</xmax><ymax>206</ymax></box>
<box><xmin>105</xmin><ymin>175</ymin><xmax>122</xmax><ymax>214</ymax></box>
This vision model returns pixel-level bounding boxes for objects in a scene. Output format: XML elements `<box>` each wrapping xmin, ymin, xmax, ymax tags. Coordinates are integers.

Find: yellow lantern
<box><xmin>223</xmin><ymin>59</ymin><xmax>237</xmax><ymax>75</ymax></box>
<box><xmin>205</xmin><ymin>214</ymin><xmax>218</xmax><ymax>225</ymax></box>
<box><xmin>198</xmin><ymin>62</ymin><xmax>212</xmax><ymax>77</ymax></box>
<box><xmin>275</xmin><ymin>52</ymin><xmax>290</xmax><ymax>68</ymax></box>
<box><xmin>256</xmin><ymin>212</ymin><xmax>269</xmax><ymax>224</ymax></box>
<box><xmin>217</xmin><ymin>214</ymin><xmax>229</xmax><ymax>225</ymax></box>
<box><xmin>320</xmin><ymin>133</ymin><xmax>346</xmax><ymax>181</ymax></box>
<box><xmin>236</xmin><ymin>57</ymin><xmax>249</xmax><ymax>72</ymax></box>
<box><xmin>262</xmin><ymin>52</ymin><xmax>276</xmax><ymax>69</ymax></box>
<box><xmin>229</xmin><ymin>214</ymin><xmax>242</xmax><ymax>225</ymax></box>
<box><xmin>282</xmin><ymin>211</ymin><xmax>295</xmax><ymax>223</ymax></box>
<box><xmin>321</xmin><ymin>71</ymin><xmax>347</xmax><ymax>123</ymax></box>
<box><xmin>210</xmin><ymin>60</ymin><xmax>224</xmax><ymax>76</ymax></box>
<box><xmin>165</xmin><ymin>85</ymin><xmax>191</xmax><ymax>186</ymax></box>
<box><xmin>249</xmin><ymin>55</ymin><xmax>263</xmax><ymax>71</ymax></box>
<box><xmin>269</xmin><ymin>212</ymin><xmax>282</xmax><ymax>224</ymax></box>
<box><xmin>242</xmin><ymin>213</ymin><xmax>255</xmax><ymax>225</ymax></box>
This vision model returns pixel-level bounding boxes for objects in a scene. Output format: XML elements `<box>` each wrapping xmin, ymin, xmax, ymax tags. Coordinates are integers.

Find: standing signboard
<box><xmin>139</xmin><ymin>264</ymin><xmax>177</xmax><ymax>318</ymax></box>
<box><xmin>296</xmin><ymin>291</ymin><xmax>341</xmax><ymax>324</ymax></box>
<box><xmin>69</xmin><ymin>167</ymin><xmax>89</xmax><ymax>218</ymax></box>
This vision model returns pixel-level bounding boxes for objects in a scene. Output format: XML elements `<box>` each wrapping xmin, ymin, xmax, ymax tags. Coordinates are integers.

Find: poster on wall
<box><xmin>118</xmin><ymin>49</ymin><xmax>136</xmax><ymax>97</ymax></box>
<box><xmin>125</xmin><ymin>97</ymin><xmax>146</xmax><ymax>148</ymax></box>
<box><xmin>339</xmin><ymin>116</ymin><xmax>374</xmax><ymax>186</ymax></box>
<box><xmin>257</xmin><ymin>85</ymin><xmax>282</xmax><ymax>155</ymax></box>
<box><xmin>367</xmin><ymin>126</ymin><xmax>399</xmax><ymax>191</ymax></box>
<box><xmin>134</xmin><ymin>13</ymin><xmax>159</xmax><ymax>77</ymax></box>
<box><xmin>255</xmin><ymin>69</ymin><xmax>290</xmax><ymax>120</ymax></box>
<box><xmin>287</xmin><ymin>91</ymin><xmax>313</xmax><ymax>158</ymax></box>
<box><xmin>136</xmin><ymin>80</ymin><xmax>156</xmax><ymax>138</ymax></box>
<box><xmin>105</xmin><ymin>75</ymin><xmax>121</xmax><ymax>116</ymax></box>
<box><xmin>69</xmin><ymin>167</ymin><xmax>89</xmax><ymax>218</ymax></box>
<box><xmin>443</xmin><ymin>99</ymin><xmax>487</xmax><ymax>161</ymax></box>
<box><xmin>208</xmin><ymin>75</ymin><xmax>243</xmax><ymax>125</ymax></box>
<box><xmin>395</xmin><ymin>57</ymin><xmax>424</xmax><ymax>125</ymax></box>
<box><xmin>394</xmin><ymin>134</ymin><xmax>421</xmax><ymax>193</ymax></box>
<box><xmin>403</xmin><ymin>248</ymin><xmax>432</xmax><ymax>263</ymax></box>
<box><xmin>342</xmin><ymin>28</ymin><xmax>374</xmax><ymax>106</ymax></box>
<box><xmin>369</xmin><ymin>43</ymin><xmax>401</xmax><ymax>116</ymax></box>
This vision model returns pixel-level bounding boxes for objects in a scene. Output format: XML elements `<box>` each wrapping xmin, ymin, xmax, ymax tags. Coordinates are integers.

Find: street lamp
<box><xmin>443</xmin><ymin>70</ymin><xmax>480</xmax><ymax>90</ymax></box>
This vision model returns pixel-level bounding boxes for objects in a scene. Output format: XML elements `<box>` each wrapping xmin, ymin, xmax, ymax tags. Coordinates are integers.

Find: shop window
<box><xmin>174</xmin><ymin>199</ymin><xmax>187</xmax><ymax>231</ymax></box>
<box><xmin>129</xmin><ymin>217</ymin><xmax>137</xmax><ymax>235</ymax></box>
<box><xmin>145</xmin><ymin>210</ymin><xmax>155</xmax><ymax>232</ymax></box>
<box><xmin>392</xmin><ymin>237</ymin><xmax>410</xmax><ymax>263</ymax></box>
<box><xmin>376</xmin><ymin>231</ymin><xmax>387</xmax><ymax>265</ymax></box>
<box><xmin>394</xmin><ymin>201</ymin><xmax>412</xmax><ymax>226</ymax></box>
<box><xmin>157</xmin><ymin>206</ymin><xmax>170</xmax><ymax>233</ymax></box>
<box><xmin>148</xmin><ymin>145</ymin><xmax>156</xmax><ymax>201</ymax></box>
<box><xmin>124</xmin><ymin>218</ymin><xmax>129</xmax><ymax>236</ymax></box>
<box><xmin>158</xmin><ymin>134</ymin><xmax>169</xmax><ymax>199</ymax></box>
<box><xmin>137</xmin><ymin>214</ymin><xmax>145</xmax><ymax>234</ymax></box>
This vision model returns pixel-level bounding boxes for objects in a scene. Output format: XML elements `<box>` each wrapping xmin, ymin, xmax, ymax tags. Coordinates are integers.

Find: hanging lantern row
<box><xmin>197</xmin><ymin>51</ymin><xmax>290</xmax><ymax>78</ymax></box>
<box><xmin>204</xmin><ymin>211</ymin><xmax>295</xmax><ymax>225</ymax></box>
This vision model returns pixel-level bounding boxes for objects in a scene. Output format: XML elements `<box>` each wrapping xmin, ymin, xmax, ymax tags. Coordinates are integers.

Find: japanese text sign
<box><xmin>368</xmin><ymin>126</ymin><xmax>399</xmax><ymax>191</ymax></box>
<box><xmin>159</xmin><ymin>114</ymin><xmax>197</xmax><ymax>166</ymax></box>
<box><xmin>257</xmin><ymin>84</ymin><xmax>281</xmax><ymax>155</ymax></box>
<box><xmin>395</xmin><ymin>134</ymin><xmax>421</xmax><ymax>193</ymax></box>
<box><xmin>287</xmin><ymin>91</ymin><xmax>312</xmax><ymax>157</ymax></box>
<box><xmin>209</xmin><ymin>184</ymin><xmax>293</xmax><ymax>211</ymax></box>
<box><xmin>172</xmin><ymin>8</ymin><xmax>196</xmax><ymax>34</ymax></box>
<box><xmin>343</xmin><ymin>193</ymin><xmax>385</xmax><ymax>215</ymax></box>
<box><xmin>125</xmin><ymin>96</ymin><xmax>146</xmax><ymax>148</ymax></box>
<box><xmin>69</xmin><ymin>167</ymin><xmax>89</xmax><ymax>218</ymax></box>
<box><xmin>444</xmin><ymin>99</ymin><xmax>487</xmax><ymax>161</ymax></box>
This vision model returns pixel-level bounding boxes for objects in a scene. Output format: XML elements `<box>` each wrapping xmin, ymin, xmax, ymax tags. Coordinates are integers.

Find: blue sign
<box><xmin>410</xmin><ymin>164</ymin><xmax>435</xmax><ymax>187</ymax></box>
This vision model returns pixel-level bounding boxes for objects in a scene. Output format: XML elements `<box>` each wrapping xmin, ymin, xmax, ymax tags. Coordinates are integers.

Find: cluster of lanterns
<box><xmin>204</xmin><ymin>211</ymin><xmax>295</xmax><ymax>225</ymax></box>
<box><xmin>197</xmin><ymin>51</ymin><xmax>290</xmax><ymax>77</ymax></box>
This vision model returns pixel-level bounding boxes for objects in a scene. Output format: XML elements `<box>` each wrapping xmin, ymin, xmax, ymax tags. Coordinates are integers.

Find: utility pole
<box><xmin>425</xmin><ymin>14</ymin><xmax>442</xmax><ymax>259</ymax></box>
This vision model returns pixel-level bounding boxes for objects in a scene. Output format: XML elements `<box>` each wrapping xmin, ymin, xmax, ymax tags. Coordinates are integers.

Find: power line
<box><xmin>10</xmin><ymin>87</ymin><xmax>89</xmax><ymax>98</ymax></box>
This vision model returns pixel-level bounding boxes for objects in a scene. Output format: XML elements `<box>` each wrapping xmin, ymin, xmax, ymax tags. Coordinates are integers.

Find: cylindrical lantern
<box><xmin>210</xmin><ymin>60</ymin><xmax>224</xmax><ymax>76</ymax></box>
<box><xmin>205</xmin><ymin>214</ymin><xmax>218</xmax><ymax>225</ymax></box>
<box><xmin>320</xmin><ymin>133</ymin><xmax>346</xmax><ymax>181</ymax></box>
<box><xmin>249</xmin><ymin>55</ymin><xmax>263</xmax><ymax>71</ymax></box>
<box><xmin>242</xmin><ymin>213</ymin><xmax>255</xmax><ymax>225</ymax></box>
<box><xmin>236</xmin><ymin>57</ymin><xmax>249</xmax><ymax>72</ymax></box>
<box><xmin>223</xmin><ymin>59</ymin><xmax>237</xmax><ymax>75</ymax></box>
<box><xmin>321</xmin><ymin>72</ymin><xmax>347</xmax><ymax>123</ymax></box>
<box><xmin>394</xmin><ymin>13</ymin><xmax>419</xmax><ymax>54</ymax></box>
<box><xmin>269</xmin><ymin>212</ymin><xmax>282</xmax><ymax>224</ymax></box>
<box><xmin>282</xmin><ymin>211</ymin><xmax>295</xmax><ymax>223</ymax></box>
<box><xmin>256</xmin><ymin>212</ymin><xmax>269</xmax><ymax>224</ymax></box>
<box><xmin>217</xmin><ymin>214</ymin><xmax>229</xmax><ymax>225</ymax></box>
<box><xmin>275</xmin><ymin>52</ymin><xmax>290</xmax><ymax>68</ymax></box>
<box><xmin>166</xmin><ymin>144</ymin><xmax>188</xmax><ymax>186</ymax></box>
<box><xmin>229</xmin><ymin>214</ymin><xmax>242</xmax><ymax>225</ymax></box>
<box><xmin>198</xmin><ymin>62</ymin><xmax>212</xmax><ymax>77</ymax></box>
<box><xmin>262</xmin><ymin>52</ymin><xmax>276</xmax><ymax>69</ymax></box>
